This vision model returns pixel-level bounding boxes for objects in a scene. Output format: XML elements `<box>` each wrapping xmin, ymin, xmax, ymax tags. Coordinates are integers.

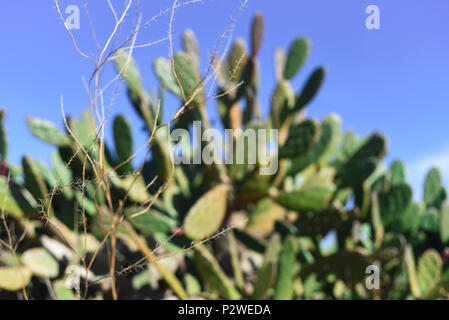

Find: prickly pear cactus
<box><xmin>0</xmin><ymin>11</ymin><xmax>447</xmax><ymax>301</ymax></box>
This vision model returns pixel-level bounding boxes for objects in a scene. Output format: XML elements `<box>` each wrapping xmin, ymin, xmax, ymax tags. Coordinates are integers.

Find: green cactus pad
<box><xmin>284</xmin><ymin>37</ymin><xmax>310</xmax><ymax>80</ymax></box>
<box><xmin>440</xmin><ymin>204</ymin><xmax>449</xmax><ymax>243</ymax></box>
<box><xmin>51</xmin><ymin>151</ymin><xmax>73</xmax><ymax>199</ymax></box>
<box><xmin>22</xmin><ymin>156</ymin><xmax>49</xmax><ymax>205</ymax></box>
<box><xmin>174</xmin><ymin>52</ymin><xmax>204</xmax><ymax>106</ymax></box>
<box><xmin>336</xmin><ymin>130</ymin><xmax>361</xmax><ymax>162</ymax></box>
<box><xmin>0</xmin><ymin>266</ymin><xmax>32</xmax><ymax>291</ymax></box>
<box><xmin>184</xmin><ymin>273</ymin><xmax>201</xmax><ymax>297</ymax></box>
<box><xmin>274</xmin><ymin>236</ymin><xmax>297</xmax><ymax>299</ymax></box>
<box><xmin>226</xmin><ymin>39</ymin><xmax>248</xmax><ymax>82</ymax></box>
<box><xmin>126</xmin><ymin>207</ymin><xmax>177</xmax><ymax>236</ymax></box>
<box><xmin>193</xmin><ymin>244</ymin><xmax>241</xmax><ymax>299</ymax></box>
<box><xmin>293</xmin><ymin>66</ymin><xmax>326</xmax><ymax>112</ymax></box>
<box><xmin>296</xmin><ymin>207</ymin><xmax>343</xmax><ymax>237</ymax></box>
<box><xmin>26</xmin><ymin>117</ymin><xmax>71</xmax><ymax>147</ymax></box>
<box><xmin>338</xmin><ymin>157</ymin><xmax>378</xmax><ymax>189</ymax></box>
<box><xmin>417</xmin><ymin>249</ymin><xmax>442</xmax><ymax>298</ymax></box>
<box><xmin>53</xmin><ymin>279</ymin><xmax>76</xmax><ymax>300</ymax></box>
<box><xmin>420</xmin><ymin>208</ymin><xmax>440</xmax><ymax>233</ymax></box>
<box><xmin>237</xmin><ymin>169</ymin><xmax>274</xmax><ymax>205</ymax></box>
<box><xmin>22</xmin><ymin>247</ymin><xmax>59</xmax><ymax>278</ymax></box>
<box><xmin>389</xmin><ymin>160</ymin><xmax>406</xmax><ymax>185</ymax></box>
<box><xmin>277</xmin><ymin>184</ymin><xmax>335</xmax><ymax>213</ymax></box>
<box><xmin>233</xmin><ymin>228</ymin><xmax>267</xmax><ymax>254</ymax></box>
<box><xmin>301</xmin><ymin>251</ymin><xmax>370</xmax><ymax>286</ymax></box>
<box><xmin>114</xmin><ymin>49</ymin><xmax>144</xmax><ymax>95</ymax></box>
<box><xmin>251</xmin><ymin>235</ymin><xmax>281</xmax><ymax>299</ymax></box>
<box><xmin>288</xmin><ymin>114</ymin><xmax>341</xmax><ymax>175</ymax></box>
<box><xmin>337</xmin><ymin>133</ymin><xmax>386</xmax><ymax>188</ymax></box>
<box><xmin>184</xmin><ymin>184</ymin><xmax>229</xmax><ymax>240</ymax></box>
<box><xmin>0</xmin><ymin>176</ymin><xmax>26</xmax><ymax>219</ymax></box>
<box><xmin>67</xmin><ymin>111</ymin><xmax>97</xmax><ymax>151</ymax></box>
<box><xmin>279</xmin><ymin>119</ymin><xmax>320</xmax><ymax>159</ymax></box>
<box><xmin>271</xmin><ymin>80</ymin><xmax>295</xmax><ymax>127</ymax></box>
<box><xmin>113</xmin><ymin>114</ymin><xmax>134</xmax><ymax>174</ymax></box>
<box><xmin>399</xmin><ymin>202</ymin><xmax>424</xmax><ymax>233</ymax></box>
<box><xmin>424</xmin><ymin>167</ymin><xmax>447</xmax><ymax>209</ymax></box>
<box><xmin>246</xmin><ymin>198</ymin><xmax>286</xmax><ymax>237</ymax></box>
<box><xmin>378</xmin><ymin>183</ymin><xmax>412</xmax><ymax>227</ymax></box>
<box><xmin>153</xmin><ymin>57</ymin><xmax>182</xmax><ymax>97</ymax></box>
<box><xmin>274</xmin><ymin>220</ymin><xmax>298</xmax><ymax>237</ymax></box>
<box><xmin>182</xmin><ymin>29</ymin><xmax>200</xmax><ymax>69</ymax></box>
<box><xmin>111</xmin><ymin>173</ymin><xmax>150</xmax><ymax>204</ymax></box>
<box><xmin>348</xmin><ymin>132</ymin><xmax>387</xmax><ymax>162</ymax></box>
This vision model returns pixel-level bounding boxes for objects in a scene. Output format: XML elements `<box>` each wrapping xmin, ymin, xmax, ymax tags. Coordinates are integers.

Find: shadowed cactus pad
<box><xmin>301</xmin><ymin>251</ymin><xmax>370</xmax><ymax>286</ymax></box>
<box><xmin>293</xmin><ymin>66</ymin><xmax>326</xmax><ymax>112</ymax></box>
<box><xmin>279</xmin><ymin>119</ymin><xmax>320</xmax><ymax>159</ymax></box>
<box><xmin>193</xmin><ymin>244</ymin><xmax>241</xmax><ymax>300</ymax></box>
<box><xmin>296</xmin><ymin>207</ymin><xmax>343</xmax><ymax>237</ymax></box>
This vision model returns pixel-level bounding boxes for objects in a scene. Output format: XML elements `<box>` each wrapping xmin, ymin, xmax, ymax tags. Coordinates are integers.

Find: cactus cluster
<box><xmin>0</xmin><ymin>12</ymin><xmax>448</xmax><ymax>300</ymax></box>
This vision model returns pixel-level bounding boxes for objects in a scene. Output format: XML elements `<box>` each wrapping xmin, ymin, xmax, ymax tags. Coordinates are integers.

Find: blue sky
<box><xmin>0</xmin><ymin>0</ymin><xmax>448</xmax><ymax>199</ymax></box>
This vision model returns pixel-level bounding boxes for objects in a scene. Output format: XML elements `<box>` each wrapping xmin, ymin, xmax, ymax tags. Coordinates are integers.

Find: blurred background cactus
<box><xmin>0</xmin><ymin>11</ymin><xmax>448</xmax><ymax>300</ymax></box>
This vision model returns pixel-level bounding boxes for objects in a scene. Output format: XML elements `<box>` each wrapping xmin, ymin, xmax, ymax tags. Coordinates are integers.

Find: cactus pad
<box><xmin>279</xmin><ymin>119</ymin><xmax>320</xmax><ymax>159</ymax></box>
<box><xmin>284</xmin><ymin>37</ymin><xmax>310</xmax><ymax>80</ymax></box>
<box><xmin>26</xmin><ymin>117</ymin><xmax>70</xmax><ymax>147</ymax></box>
<box><xmin>22</xmin><ymin>248</ymin><xmax>59</xmax><ymax>278</ymax></box>
<box><xmin>0</xmin><ymin>266</ymin><xmax>32</xmax><ymax>291</ymax></box>
<box><xmin>184</xmin><ymin>184</ymin><xmax>229</xmax><ymax>240</ymax></box>
<box><xmin>417</xmin><ymin>249</ymin><xmax>442</xmax><ymax>297</ymax></box>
